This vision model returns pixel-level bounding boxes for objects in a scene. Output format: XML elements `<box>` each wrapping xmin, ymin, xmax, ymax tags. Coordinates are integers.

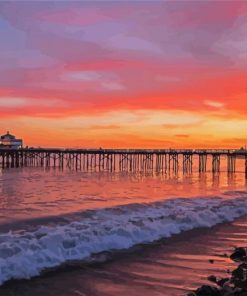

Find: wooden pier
<box><xmin>0</xmin><ymin>148</ymin><xmax>247</xmax><ymax>176</ymax></box>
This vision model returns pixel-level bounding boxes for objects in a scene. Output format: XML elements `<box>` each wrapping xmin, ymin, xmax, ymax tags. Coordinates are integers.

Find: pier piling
<box><xmin>0</xmin><ymin>148</ymin><xmax>246</xmax><ymax>177</ymax></box>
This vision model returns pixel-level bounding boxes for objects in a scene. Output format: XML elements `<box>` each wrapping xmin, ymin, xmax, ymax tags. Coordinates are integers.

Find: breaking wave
<box><xmin>1</xmin><ymin>195</ymin><xmax>247</xmax><ymax>285</ymax></box>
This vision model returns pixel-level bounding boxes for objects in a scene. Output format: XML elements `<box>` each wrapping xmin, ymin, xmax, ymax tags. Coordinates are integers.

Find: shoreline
<box><xmin>1</xmin><ymin>217</ymin><xmax>247</xmax><ymax>296</ymax></box>
<box><xmin>1</xmin><ymin>196</ymin><xmax>247</xmax><ymax>286</ymax></box>
<box><xmin>188</xmin><ymin>247</ymin><xmax>247</xmax><ymax>296</ymax></box>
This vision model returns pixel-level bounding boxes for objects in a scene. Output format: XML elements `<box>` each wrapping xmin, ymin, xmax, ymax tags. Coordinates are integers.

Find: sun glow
<box><xmin>0</xmin><ymin>1</ymin><xmax>247</xmax><ymax>148</ymax></box>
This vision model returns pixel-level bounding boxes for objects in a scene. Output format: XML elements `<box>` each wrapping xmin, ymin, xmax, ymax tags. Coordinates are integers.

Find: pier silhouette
<box><xmin>0</xmin><ymin>148</ymin><xmax>247</xmax><ymax>176</ymax></box>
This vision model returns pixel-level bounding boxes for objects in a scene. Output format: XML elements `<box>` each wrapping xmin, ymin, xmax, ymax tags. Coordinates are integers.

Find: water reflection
<box><xmin>0</xmin><ymin>166</ymin><xmax>246</xmax><ymax>225</ymax></box>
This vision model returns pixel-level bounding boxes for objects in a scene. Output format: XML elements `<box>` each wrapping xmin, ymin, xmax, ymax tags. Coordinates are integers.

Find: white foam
<box><xmin>0</xmin><ymin>196</ymin><xmax>247</xmax><ymax>285</ymax></box>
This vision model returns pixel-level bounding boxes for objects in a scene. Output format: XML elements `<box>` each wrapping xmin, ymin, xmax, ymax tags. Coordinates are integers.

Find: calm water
<box><xmin>0</xmin><ymin>164</ymin><xmax>246</xmax><ymax>225</ymax></box>
<box><xmin>0</xmin><ymin>159</ymin><xmax>247</xmax><ymax>293</ymax></box>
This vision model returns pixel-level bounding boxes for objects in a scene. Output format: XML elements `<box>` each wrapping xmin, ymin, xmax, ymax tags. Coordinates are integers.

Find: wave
<box><xmin>1</xmin><ymin>195</ymin><xmax>247</xmax><ymax>285</ymax></box>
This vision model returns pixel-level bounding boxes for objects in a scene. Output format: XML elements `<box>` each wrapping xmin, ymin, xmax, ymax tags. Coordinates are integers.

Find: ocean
<box><xmin>0</xmin><ymin>157</ymin><xmax>247</xmax><ymax>295</ymax></box>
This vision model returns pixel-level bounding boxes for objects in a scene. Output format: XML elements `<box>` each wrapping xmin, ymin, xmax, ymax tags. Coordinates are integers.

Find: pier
<box><xmin>0</xmin><ymin>148</ymin><xmax>247</xmax><ymax>176</ymax></box>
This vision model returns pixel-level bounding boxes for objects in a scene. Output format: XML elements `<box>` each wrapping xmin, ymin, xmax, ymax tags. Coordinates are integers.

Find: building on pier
<box><xmin>0</xmin><ymin>131</ymin><xmax>23</xmax><ymax>149</ymax></box>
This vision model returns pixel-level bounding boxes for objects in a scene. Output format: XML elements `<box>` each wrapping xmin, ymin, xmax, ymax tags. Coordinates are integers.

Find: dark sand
<box><xmin>2</xmin><ymin>217</ymin><xmax>247</xmax><ymax>296</ymax></box>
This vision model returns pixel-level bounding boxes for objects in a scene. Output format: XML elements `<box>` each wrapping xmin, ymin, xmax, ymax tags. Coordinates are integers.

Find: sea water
<box><xmin>0</xmin><ymin>157</ymin><xmax>246</xmax><ymax>285</ymax></box>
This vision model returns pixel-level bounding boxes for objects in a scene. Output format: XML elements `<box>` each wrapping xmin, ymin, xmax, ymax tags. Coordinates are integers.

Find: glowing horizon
<box><xmin>0</xmin><ymin>1</ymin><xmax>247</xmax><ymax>148</ymax></box>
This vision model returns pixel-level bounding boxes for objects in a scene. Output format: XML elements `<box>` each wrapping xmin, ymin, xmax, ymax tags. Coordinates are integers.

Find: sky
<box><xmin>0</xmin><ymin>1</ymin><xmax>247</xmax><ymax>148</ymax></box>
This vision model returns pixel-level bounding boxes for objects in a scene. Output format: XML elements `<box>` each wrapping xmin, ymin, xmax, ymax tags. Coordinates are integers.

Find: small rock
<box><xmin>230</xmin><ymin>248</ymin><xmax>247</xmax><ymax>262</ymax></box>
<box><xmin>232</xmin><ymin>263</ymin><xmax>247</xmax><ymax>288</ymax></box>
<box><xmin>217</xmin><ymin>277</ymin><xmax>230</xmax><ymax>287</ymax></box>
<box><xmin>194</xmin><ymin>285</ymin><xmax>221</xmax><ymax>296</ymax></box>
<box><xmin>208</xmin><ymin>275</ymin><xmax>217</xmax><ymax>283</ymax></box>
<box><xmin>221</xmin><ymin>283</ymin><xmax>234</xmax><ymax>294</ymax></box>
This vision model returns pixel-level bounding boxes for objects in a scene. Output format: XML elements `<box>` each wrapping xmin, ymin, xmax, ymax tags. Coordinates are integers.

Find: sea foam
<box><xmin>0</xmin><ymin>196</ymin><xmax>247</xmax><ymax>285</ymax></box>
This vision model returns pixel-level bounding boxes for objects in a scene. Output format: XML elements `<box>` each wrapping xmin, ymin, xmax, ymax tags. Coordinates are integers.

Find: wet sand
<box><xmin>1</xmin><ymin>216</ymin><xmax>247</xmax><ymax>296</ymax></box>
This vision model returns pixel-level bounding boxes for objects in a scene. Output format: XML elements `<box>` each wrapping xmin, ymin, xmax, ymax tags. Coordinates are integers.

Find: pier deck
<box><xmin>0</xmin><ymin>148</ymin><xmax>247</xmax><ymax>176</ymax></box>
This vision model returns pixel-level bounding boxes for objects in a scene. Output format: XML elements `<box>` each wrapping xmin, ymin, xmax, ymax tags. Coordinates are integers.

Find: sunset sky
<box><xmin>0</xmin><ymin>1</ymin><xmax>247</xmax><ymax>148</ymax></box>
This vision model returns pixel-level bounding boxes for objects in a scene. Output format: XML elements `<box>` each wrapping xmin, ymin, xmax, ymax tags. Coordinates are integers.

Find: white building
<box><xmin>0</xmin><ymin>131</ymin><xmax>23</xmax><ymax>149</ymax></box>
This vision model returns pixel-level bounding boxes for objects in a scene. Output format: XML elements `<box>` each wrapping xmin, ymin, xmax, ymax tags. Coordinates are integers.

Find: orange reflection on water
<box><xmin>0</xmin><ymin>158</ymin><xmax>246</xmax><ymax>225</ymax></box>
